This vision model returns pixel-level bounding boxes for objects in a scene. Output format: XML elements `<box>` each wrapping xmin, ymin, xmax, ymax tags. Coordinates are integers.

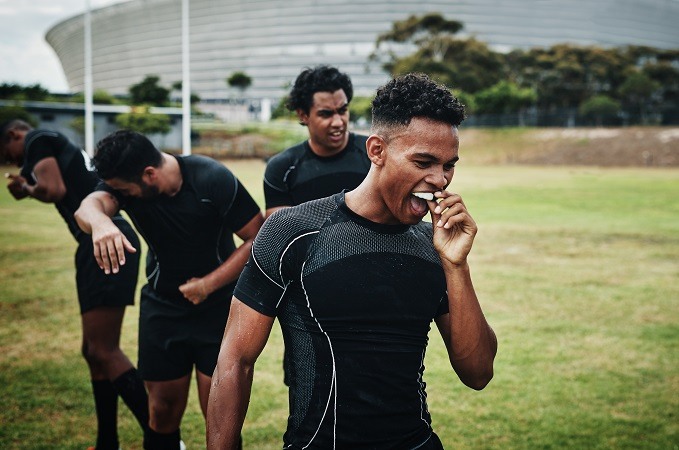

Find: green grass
<box><xmin>1</xmin><ymin>160</ymin><xmax>677</xmax><ymax>449</ymax></box>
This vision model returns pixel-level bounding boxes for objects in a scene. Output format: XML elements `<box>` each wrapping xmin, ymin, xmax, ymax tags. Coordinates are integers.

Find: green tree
<box><xmin>579</xmin><ymin>95</ymin><xmax>621</xmax><ymax>126</ymax></box>
<box><xmin>129</xmin><ymin>75</ymin><xmax>170</xmax><ymax>106</ymax></box>
<box><xmin>372</xmin><ymin>14</ymin><xmax>504</xmax><ymax>93</ymax></box>
<box><xmin>349</xmin><ymin>96</ymin><xmax>373</xmax><ymax>124</ymax></box>
<box><xmin>72</xmin><ymin>89</ymin><xmax>117</xmax><ymax>105</ymax></box>
<box><xmin>618</xmin><ymin>71</ymin><xmax>661</xmax><ymax>123</ymax></box>
<box><xmin>0</xmin><ymin>106</ymin><xmax>38</xmax><ymax>127</ymax></box>
<box><xmin>115</xmin><ymin>109</ymin><xmax>171</xmax><ymax>135</ymax></box>
<box><xmin>473</xmin><ymin>81</ymin><xmax>536</xmax><ymax>114</ymax></box>
<box><xmin>227</xmin><ymin>72</ymin><xmax>252</xmax><ymax>92</ymax></box>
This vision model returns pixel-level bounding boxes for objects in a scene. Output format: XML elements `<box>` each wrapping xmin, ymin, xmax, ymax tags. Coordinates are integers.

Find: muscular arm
<box><xmin>430</xmin><ymin>191</ymin><xmax>497</xmax><ymax>390</ymax></box>
<box><xmin>179</xmin><ymin>212</ymin><xmax>265</xmax><ymax>304</ymax></box>
<box><xmin>74</xmin><ymin>191</ymin><xmax>136</xmax><ymax>274</ymax></box>
<box><xmin>7</xmin><ymin>157</ymin><xmax>66</xmax><ymax>203</ymax></box>
<box><xmin>207</xmin><ymin>297</ymin><xmax>275</xmax><ymax>449</ymax></box>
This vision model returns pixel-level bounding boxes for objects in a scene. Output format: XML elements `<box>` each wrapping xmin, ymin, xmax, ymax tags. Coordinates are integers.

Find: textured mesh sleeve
<box><xmin>234</xmin><ymin>195</ymin><xmax>339</xmax><ymax>316</ymax></box>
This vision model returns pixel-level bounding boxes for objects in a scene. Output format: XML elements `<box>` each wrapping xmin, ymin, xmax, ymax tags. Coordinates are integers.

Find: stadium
<box><xmin>46</xmin><ymin>0</ymin><xmax>679</xmax><ymax>102</ymax></box>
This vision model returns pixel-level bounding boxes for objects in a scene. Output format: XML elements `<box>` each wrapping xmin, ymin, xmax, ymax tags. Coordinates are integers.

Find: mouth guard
<box><xmin>412</xmin><ymin>192</ymin><xmax>434</xmax><ymax>201</ymax></box>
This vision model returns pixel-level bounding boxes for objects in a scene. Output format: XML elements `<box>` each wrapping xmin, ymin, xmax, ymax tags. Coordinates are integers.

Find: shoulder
<box><xmin>182</xmin><ymin>154</ymin><xmax>235</xmax><ymax>184</ymax></box>
<box><xmin>257</xmin><ymin>195</ymin><xmax>338</xmax><ymax>247</ymax></box>
<box><xmin>265</xmin><ymin>141</ymin><xmax>306</xmax><ymax>172</ymax></box>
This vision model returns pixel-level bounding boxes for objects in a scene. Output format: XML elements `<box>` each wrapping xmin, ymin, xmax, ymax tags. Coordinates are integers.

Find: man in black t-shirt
<box><xmin>264</xmin><ymin>65</ymin><xmax>370</xmax><ymax>217</ymax></box>
<box><xmin>1</xmin><ymin>120</ymin><xmax>148</xmax><ymax>450</ymax></box>
<box><xmin>207</xmin><ymin>74</ymin><xmax>498</xmax><ymax>449</ymax></box>
<box><xmin>75</xmin><ymin>130</ymin><xmax>263</xmax><ymax>450</ymax></box>
<box><xmin>264</xmin><ymin>65</ymin><xmax>371</xmax><ymax>386</ymax></box>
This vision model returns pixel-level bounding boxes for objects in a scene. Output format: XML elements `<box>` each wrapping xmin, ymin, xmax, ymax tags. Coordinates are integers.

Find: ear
<box><xmin>141</xmin><ymin>166</ymin><xmax>156</xmax><ymax>183</ymax></box>
<box><xmin>296</xmin><ymin>109</ymin><xmax>308</xmax><ymax>125</ymax></box>
<box><xmin>366</xmin><ymin>134</ymin><xmax>386</xmax><ymax>166</ymax></box>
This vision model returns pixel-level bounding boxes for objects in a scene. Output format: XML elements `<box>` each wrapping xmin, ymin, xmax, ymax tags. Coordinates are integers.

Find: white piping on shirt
<box><xmin>299</xmin><ymin>258</ymin><xmax>337</xmax><ymax>450</ymax></box>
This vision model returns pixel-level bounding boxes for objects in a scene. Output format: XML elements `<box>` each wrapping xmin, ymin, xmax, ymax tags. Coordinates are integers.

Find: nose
<box><xmin>425</xmin><ymin>169</ymin><xmax>448</xmax><ymax>189</ymax></box>
<box><xmin>331</xmin><ymin>112</ymin><xmax>344</xmax><ymax>126</ymax></box>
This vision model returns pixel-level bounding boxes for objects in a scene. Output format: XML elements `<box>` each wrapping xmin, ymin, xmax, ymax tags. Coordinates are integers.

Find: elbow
<box><xmin>461</xmin><ymin>367</ymin><xmax>494</xmax><ymax>391</ymax></box>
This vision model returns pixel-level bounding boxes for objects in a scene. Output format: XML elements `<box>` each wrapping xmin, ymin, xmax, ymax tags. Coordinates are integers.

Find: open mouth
<box><xmin>410</xmin><ymin>192</ymin><xmax>434</xmax><ymax>216</ymax></box>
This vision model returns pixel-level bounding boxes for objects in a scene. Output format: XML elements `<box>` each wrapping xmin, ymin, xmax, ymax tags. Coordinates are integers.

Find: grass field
<box><xmin>1</xmin><ymin>156</ymin><xmax>677</xmax><ymax>449</ymax></box>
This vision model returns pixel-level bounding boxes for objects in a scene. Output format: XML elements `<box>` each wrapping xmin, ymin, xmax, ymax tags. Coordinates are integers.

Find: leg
<box><xmin>82</xmin><ymin>306</ymin><xmax>149</xmax><ymax>433</ymax></box>
<box><xmin>81</xmin><ymin>307</ymin><xmax>129</xmax><ymax>450</ymax></box>
<box><xmin>146</xmin><ymin>375</ymin><xmax>191</xmax><ymax>433</ymax></box>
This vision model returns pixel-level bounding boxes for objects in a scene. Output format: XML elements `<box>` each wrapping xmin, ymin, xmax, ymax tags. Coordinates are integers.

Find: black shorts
<box><xmin>137</xmin><ymin>284</ymin><xmax>231</xmax><ymax>381</ymax></box>
<box><xmin>75</xmin><ymin>217</ymin><xmax>140</xmax><ymax>314</ymax></box>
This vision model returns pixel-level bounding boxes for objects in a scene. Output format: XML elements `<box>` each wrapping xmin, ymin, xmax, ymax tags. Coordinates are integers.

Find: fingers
<box><xmin>429</xmin><ymin>191</ymin><xmax>476</xmax><ymax>233</ymax></box>
<box><xmin>179</xmin><ymin>277</ymin><xmax>207</xmax><ymax>305</ymax></box>
<box><xmin>93</xmin><ymin>228</ymin><xmax>135</xmax><ymax>274</ymax></box>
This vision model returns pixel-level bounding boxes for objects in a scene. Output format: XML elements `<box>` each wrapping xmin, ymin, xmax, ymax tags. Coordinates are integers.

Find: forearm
<box><xmin>23</xmin><ymin>183</ymin><xmax>63</xmax><ymax>203</ymax></box>
<box><xmin>74</xmin><ymin>194</ymin><xmax>116</xmax><ymax>234</ymax></box>
<box><xmin>444</xmin><ymin>261</ymin><xmax>497</xmax><ymax>389</ymax></box>
<box><xmin>207</xmin><ymin>358</ymin><xmax>254</xmax><ymax>450</ymax></box>
<box><xmin>201</xmin><ymin>239</ymin><xmax>254</xmax><ymax>295</ymax></box>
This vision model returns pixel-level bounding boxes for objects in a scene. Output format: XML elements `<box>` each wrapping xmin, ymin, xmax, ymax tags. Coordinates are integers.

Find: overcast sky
<box><xmin>0</xmin><ymin>0</ymin><xmax>123</xmax><ymax>93</ymax></box>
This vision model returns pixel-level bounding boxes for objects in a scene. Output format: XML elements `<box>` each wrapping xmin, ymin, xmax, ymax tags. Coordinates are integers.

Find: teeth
<box><xmin>412</xmin><ymin>192</ymin><xmax>434</xmax><ymax>201</ymax></box>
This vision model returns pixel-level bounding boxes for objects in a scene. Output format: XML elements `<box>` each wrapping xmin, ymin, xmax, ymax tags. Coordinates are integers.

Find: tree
<box><xmin>227</xmin><ymin>72</ymin><xmax>252</xmax><ymax>92</ymax></box>
<box><xmin>474</xmin><ymin>81</ymin><xmax>536</xmax><ymax>115</ymax></box>
<box><xmin>579</xmin><ymin>95</ymin><xmax>621</xmax><ymax>126</ymax></box>
<box><xmin>128</xmin><ymin>75</ymin><xmax>170</xmax><ymax>106</ymax></box>
<box><xmin>115</xmin><ymin>108</ymin><xmax>171</xmax><ymax>135</ymax></box>
<box><xmin>372</xmin><ymin>14</ymin><xmax>504</xmax><ymax>93</ymax></box>
<box><xmin>0</xmin><ymin>106</ymin><xmax>37</xmax><ymax>127</ymax></box>
<box><xmin>72</xmin><ymin>89</ymin><xmax>117</xmax><ymax>105</ymax></box>
<box><xmin>618</xmin><ymin>71</ymin><xmax>661</xmax><ymax>123</ymax></box>
<box><xmin>170</xmin><ymin>81</ymin><xmax>201</xmax><ymax>105</ymax></box>
<box><xmin>0</xmin><ymin>83</ymin><xmax>49</xmax><ymax>101</ymax></box>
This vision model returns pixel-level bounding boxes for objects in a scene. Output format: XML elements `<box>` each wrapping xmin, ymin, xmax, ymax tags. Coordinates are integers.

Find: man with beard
<box><xmin>207</xmin><ymin>73</ymin><xmax>497</xmax><ymax>449</ymax></box>
<box><xmin>75</xmin><ymin>130</ymin><xmax>263</xmax><ymax>450</ymax></box>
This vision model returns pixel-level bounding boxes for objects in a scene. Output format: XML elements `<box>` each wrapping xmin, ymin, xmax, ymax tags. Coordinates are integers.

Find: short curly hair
<box><xmin>93</xmin><ymin>130</ymin><xmax>162</xmax><ymax>182</ymax></box>
<box><xmin>286</xmin><ymin>65</ymin><xmax>354</xmax><ymax>115</ymax></box>
<box><xmin>371</xmin><ymin>73</ymin><xmax>465</xmax><ymax>138</ymax></box>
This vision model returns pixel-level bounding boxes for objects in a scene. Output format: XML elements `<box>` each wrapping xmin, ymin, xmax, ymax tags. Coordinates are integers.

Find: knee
<box><xmin>148</xmin><ymin>394</ymin><xmax>185</xmax><ymax>432</ymax></box>
<box><xmin>81</xmin><ymin>339</ymin><xmax>116</xmax><ymax>367</ymax></box>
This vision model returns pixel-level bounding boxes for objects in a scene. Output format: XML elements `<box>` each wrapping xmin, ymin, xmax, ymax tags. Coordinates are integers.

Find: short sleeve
<box><xmin>263</xmin><ymin>153</ymin><xmax>294</xmax><ymax>209</ymax></box>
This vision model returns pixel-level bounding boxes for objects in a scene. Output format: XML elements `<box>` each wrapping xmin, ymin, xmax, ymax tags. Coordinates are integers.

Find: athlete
<box><xmin>74</xmin><ymin>130</ymin><xmax>263</xmax><ymax>450</ymax></box>
<box><xmin>207</xmin><ymin>73</ymin><xmax>497</xmax><ymax>449</ymax></box>
<box><xmin>1</xmin><ymin>120</ymin><xmax>148</xmax><ymax>450</ymax></box>
<box><xmin>263</xmin><ymin>65</ymin><xmax>370</xmax><ymax>217</ymax></box>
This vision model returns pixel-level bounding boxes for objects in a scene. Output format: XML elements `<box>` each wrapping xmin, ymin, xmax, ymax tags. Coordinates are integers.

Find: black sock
<box><xmin>143</xmin><ymin>427</ymin><xmax>181</xmax><ymax>450</ymax></box>
<box><xmin>91</xmin><ymin>379</ymin><xmax>119</xmax><ymax>450</ymax></box>
<box><xmin>112</xmin><ymin>368</ymin><xmax>149</xmax><ymax>432</ymax></box>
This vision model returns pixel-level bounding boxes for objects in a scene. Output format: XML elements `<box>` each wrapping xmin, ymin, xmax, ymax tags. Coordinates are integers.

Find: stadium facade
<box><xmin>46</xmin><ymin>0</ymin><xmax>679</xmax><ymax>102</ymax></box>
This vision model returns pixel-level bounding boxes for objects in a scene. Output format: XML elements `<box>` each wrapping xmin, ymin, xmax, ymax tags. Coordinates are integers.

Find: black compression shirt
<box><xmin>235</xmin><ymin>193</ymin><xmax>449</xmax><ymax>449</ymax></box>
<box><xmin>263</xmin><ymin>133</ymin><xmax>370</xmax><ymax>209</ymax></box>
<box><xmin>99</xmin><ymin>155</ymin><xmax>260</xmax><ymax>305</ymax></box>
<box><xmin>20</xmin><ymin>130</ymin><xmax>99</xmax><ymax>240</ymax></box>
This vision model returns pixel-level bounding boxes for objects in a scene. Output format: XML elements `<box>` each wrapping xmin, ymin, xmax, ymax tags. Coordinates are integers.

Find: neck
<box><xmin>344</xmin><ymin>173</ymin><xmax>394</xmax><ymax>224</ymax></box>
<box><xmin>158</xmin><ymin>153</ymin><xmax>183</xmax><ymax>196</ymax></box>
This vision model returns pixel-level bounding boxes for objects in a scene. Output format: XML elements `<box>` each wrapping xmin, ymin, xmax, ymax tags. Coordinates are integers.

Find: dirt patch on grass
<box><xmin>515</xmin><ymin>127</ymin><xmax>679</xmax><ymax>167</ymax></box>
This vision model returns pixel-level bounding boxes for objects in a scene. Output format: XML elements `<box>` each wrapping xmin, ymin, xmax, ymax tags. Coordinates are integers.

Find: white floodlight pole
<box><xmin>84</xmin><ymin>0</ymin><xmax>94</xmax><ymax>156</ymax></box>
<box><xmin>181</xmin><ymin>0</ymin><xmax>191</xmax><ymax>155</ymax></box>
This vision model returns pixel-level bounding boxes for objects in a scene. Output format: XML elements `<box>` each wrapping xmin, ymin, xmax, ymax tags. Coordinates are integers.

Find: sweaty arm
<box><xmin>430</xmin><ymin>191</ymin><xmax>497</xmax><ymax>390</ymax></box>
<box><xmin>74</xmin><ymin>191</ymin><xmax>136</xmax><ymax>274</ymax></box>
<box><xmin>7</xmin><ymin>157</ymin><xmax>66</xmax><ymax>203</ymax></box>
<box><xmin>207</xmin><ymin>297</ymin><xmax>275</xmax><ymax>449</ymax></box>
<box><xmin>179</xmin><ymin>212</ymin><xmax>265</xmax><ymax>305</ymax></box>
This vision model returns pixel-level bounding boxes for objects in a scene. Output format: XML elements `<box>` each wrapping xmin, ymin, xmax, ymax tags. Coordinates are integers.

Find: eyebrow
<box><xmin>316</xmin><ymin>103</ymin><xmax>349</xmax><ymax>114</ymax></box>
<box><xmin>412</xmin><ymin>152</ymin><xmax>459</xmax><ymax>165</ymax></box>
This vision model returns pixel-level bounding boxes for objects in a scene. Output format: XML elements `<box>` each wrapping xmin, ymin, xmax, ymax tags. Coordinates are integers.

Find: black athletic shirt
<box><xmin>235</xmin><ymin>193</ymin><xmax>449</xmax><ymax>449</ymax></box>
<box><xmin>98</xmin><ymin>155</ymin><xmax>260</xmax><ymax>306</ymax></box>
<box><xmin>263</xmin><ymin>133</ymin><xmax>370</xmax><ymax>209</ymax></box>
<box><xmin>20</xmin><ymin>130</ymin><xmax>99</xmax><ymax>240</ymax></box>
